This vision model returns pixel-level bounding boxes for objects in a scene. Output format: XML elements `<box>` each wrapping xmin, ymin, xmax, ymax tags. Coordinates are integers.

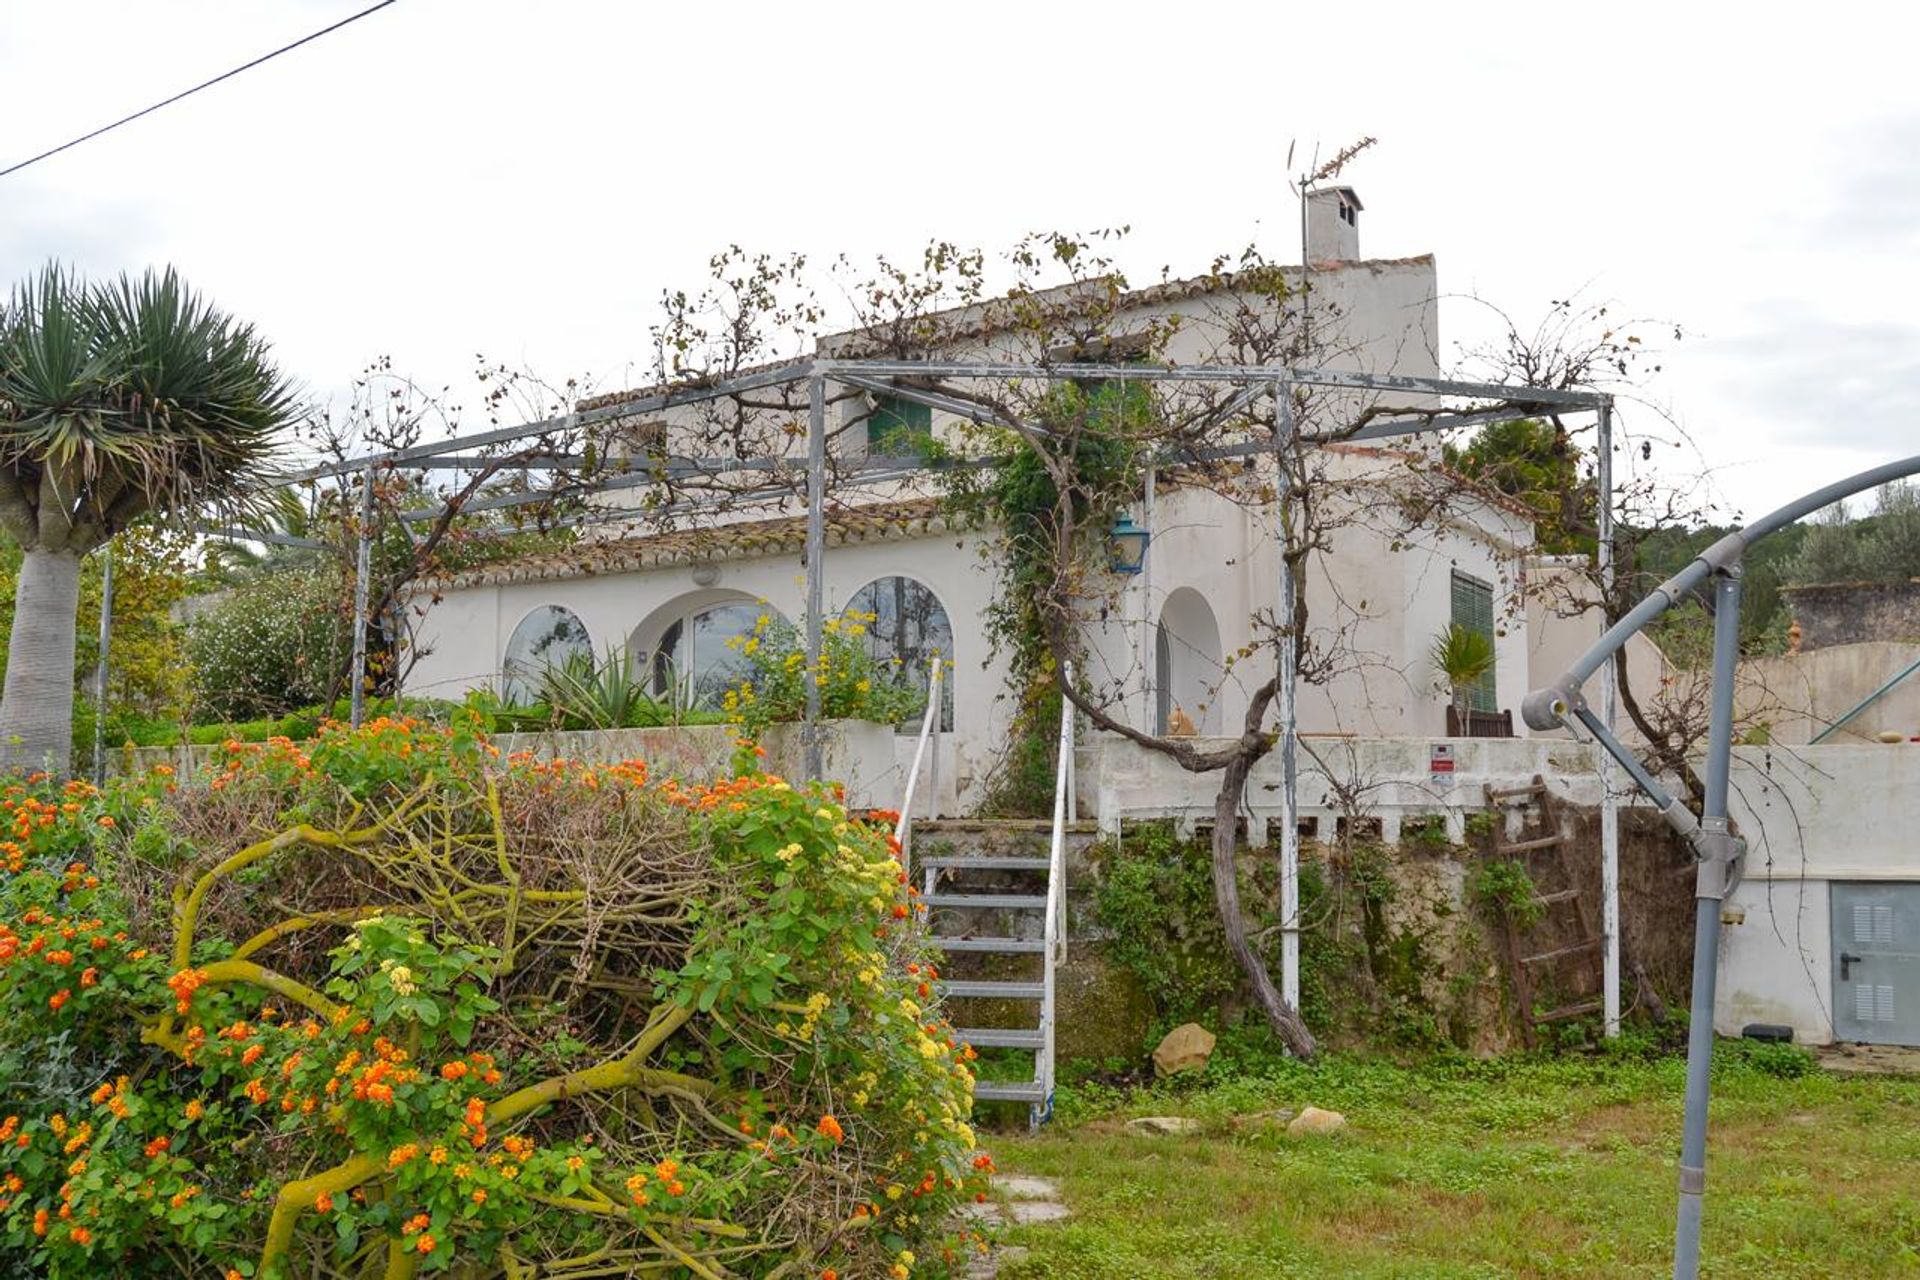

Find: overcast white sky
<box><xmin>3</xmin><ymin>0</ymin><xmax>1917</xmax><ymax>522</ymax></box>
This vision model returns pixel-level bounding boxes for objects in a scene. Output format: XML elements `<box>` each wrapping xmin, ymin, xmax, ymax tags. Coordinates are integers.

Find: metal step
<box><xmin>918</xmin><ymin>856</ymin><xmax>1052</xmax><ymax>872</ymax></box>
<box><xmin>957</xmin><ymin>1027</ymin><xmax>1045</xmax><ymax>1050</ymax></box>
<box><xmin>924</xmin><ymin>893</ymin><xmax>1048</xmax><ymax>911</ymax></box>
<box><xmin>943</xmin><ymin>980</ymin><xmax>1044</xmax><ymax>1000</ymax></box>
<box><xmin>973</xmin><ymin>1079</ymin><xmax>1047</xmax><ymax>1104</ymax></box>
<box><xmin>1520</xmin><ymin>937</ymin><xmax>1605</xmax><ymax>966</ymax></box>
<box><xmin>928</xmin><ymin>936</ymin><xmax>1046</xmax><ymax>954</ymax></box>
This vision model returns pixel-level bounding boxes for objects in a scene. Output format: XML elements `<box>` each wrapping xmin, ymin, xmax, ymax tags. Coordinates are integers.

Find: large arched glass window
<box><xmin>651</xmin><ymin>602</ymin><xmax>769</xmax><ymax>711</ymax></box>
<box><xmin>501</xmin><ymin>605</ymin><xmax>592</xmax><ymax>704</ymax></box>
<box><xmin>845</xmin><ymin>576</ymin><xmax>954</xmax><ymax>732</ymax></box>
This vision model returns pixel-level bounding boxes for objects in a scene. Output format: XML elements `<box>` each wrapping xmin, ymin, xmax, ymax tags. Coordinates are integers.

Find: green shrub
<box><xmin>1470</xmin><ymin>857</ymin><xmax>1545</xmax><ymax>930</ymax></box>
<box><xmin>1091</xmin><ymin>823</ymin><xmax>1243</xmax><ymax>1028</ymax></box>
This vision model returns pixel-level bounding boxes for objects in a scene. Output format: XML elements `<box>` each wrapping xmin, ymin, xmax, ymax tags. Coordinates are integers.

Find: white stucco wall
<box><xmin>1715</xmin><ymin>744</ymin><xmax>1920</xmax><ymax>1044</ymax></box>
<box><xmin>1524</xmin><ymin>556</ymin><xmax>1676</xmax><ymax>746</ymax></box>
<box><xmin>403</xmin><ymin>252</ymin><xmax>1502</xmax><ymax>813</ymax></box>
<box><xmin>1076</xmin><ymin>447</ymin><xmax>1534</xmax><ymax>742</ymax></box>
<box><xmin>404</xmin><ymin>529</ymin><xmax>1010</xmax><ymax>814</ymax></box>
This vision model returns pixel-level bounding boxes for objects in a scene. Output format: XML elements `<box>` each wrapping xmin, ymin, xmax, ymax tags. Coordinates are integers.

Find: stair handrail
<box><xmin>1038</xmin><ymin>661</ymin><xmax>1075</xmax><ymax>1122</ymax></box>
<box><xmin>892</xmin><ymin>659</ymin><xmax>944</xmax><ymax>879</ymax></box>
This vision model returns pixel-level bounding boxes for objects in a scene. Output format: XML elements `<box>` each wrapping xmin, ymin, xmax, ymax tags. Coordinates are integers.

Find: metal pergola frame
<box><xmin>174</xmin><ymin>356</ymin><xmax>1618</xmax><ymax>1030</ymax></box>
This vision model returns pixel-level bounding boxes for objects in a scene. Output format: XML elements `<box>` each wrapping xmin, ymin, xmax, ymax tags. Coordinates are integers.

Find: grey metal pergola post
<box><xmin>1274</xmin><ymin>379</ymin><xmax>1302</xmax><ymax>1009</ymax></box>
<box><xmin>1525</xmin><ymin>452</ymin><xmax>1920</xmax><ymax>1280</ymax></box>
<box><xmin>349</xmin><ymin>465</ymin><xmax>374</xmax><ymax>728</ymax></box>
<box><xmin>803</xmin><ymin>371</ymin><xmax>826</xmax><ymax>781</ymax></box>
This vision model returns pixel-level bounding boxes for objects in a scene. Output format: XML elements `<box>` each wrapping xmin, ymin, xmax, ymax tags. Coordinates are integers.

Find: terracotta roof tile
<box><xmin>420</xmin><ymin>498</ymin><xmax>959</xmax><ymax>593</ymax></box>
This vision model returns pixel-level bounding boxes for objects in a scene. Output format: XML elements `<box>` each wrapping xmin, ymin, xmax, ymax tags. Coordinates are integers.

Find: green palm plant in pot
<box><xmin>1430</xmin><ymin>621</ymin><xmax>1496</xmax><ymax>730</ymax></box>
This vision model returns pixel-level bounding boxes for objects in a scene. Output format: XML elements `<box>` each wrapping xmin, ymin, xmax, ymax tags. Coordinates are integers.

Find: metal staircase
<box><xmin>893</xmin><ymin>667</ymin><xmax>1073</xmax><ymax>1129</ymax></box>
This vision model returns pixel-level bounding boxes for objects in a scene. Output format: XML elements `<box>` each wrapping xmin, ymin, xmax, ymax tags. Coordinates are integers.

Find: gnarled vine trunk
<box><xmin>1214</xmin><ymin>742</ymin><xmax>1317</xmax><ymax>1059</ymax></box>
<box><xmin>0</xmin><ymin>547</ymin><xmax>83</xmax><ymax>775</ymax></box>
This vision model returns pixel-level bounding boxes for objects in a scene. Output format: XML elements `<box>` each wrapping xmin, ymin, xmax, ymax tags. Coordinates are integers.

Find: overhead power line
<box><xmin>0</xmin><ymin>0</ymin><xmax>400</xmax><ymax>180</ymax></box>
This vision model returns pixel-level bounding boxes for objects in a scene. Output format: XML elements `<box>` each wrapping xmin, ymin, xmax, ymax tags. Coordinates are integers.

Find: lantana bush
<box><xmin>0</xmin><ymin>717</ymin><xmax>990</xmax><ymax>1278</ymax></box>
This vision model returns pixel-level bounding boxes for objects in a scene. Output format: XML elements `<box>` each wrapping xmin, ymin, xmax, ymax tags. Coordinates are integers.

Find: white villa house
<box><xmin>394</xmin><ymin>193</ymin><xmax>1920</xmax><ymax>1062</ymax></box>
<box><xmin>402</xmin><ymin>191</ymin><xmax>1639</xmax><ymax>826</ymax></box>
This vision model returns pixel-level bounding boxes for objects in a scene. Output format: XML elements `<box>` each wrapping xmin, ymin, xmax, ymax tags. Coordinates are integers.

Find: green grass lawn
<box><xmin>986</xmin><ymin>1045</ymin><xmax>1920</xmax><ymax>1279</ymax></box>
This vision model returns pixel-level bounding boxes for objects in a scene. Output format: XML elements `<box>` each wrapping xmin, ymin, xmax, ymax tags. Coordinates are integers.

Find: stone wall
<box><xmin>1783</xmin><ymin>579</ymin><xmax>1920</xmax><ymax>649</ymax></box>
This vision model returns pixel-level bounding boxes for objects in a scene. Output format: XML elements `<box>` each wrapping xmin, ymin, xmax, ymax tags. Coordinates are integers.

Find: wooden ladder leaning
<box><xmin>1484</xmin><ymin>774</ymin><xmax>1606</xmax><ymax>1048</ymax></box>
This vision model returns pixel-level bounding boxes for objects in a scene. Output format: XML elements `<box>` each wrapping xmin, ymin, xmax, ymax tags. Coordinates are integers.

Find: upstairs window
<box><xmin>866</xmin><ymin>393</ymin><xmax>932</xmax><ymax>453</ymax></box>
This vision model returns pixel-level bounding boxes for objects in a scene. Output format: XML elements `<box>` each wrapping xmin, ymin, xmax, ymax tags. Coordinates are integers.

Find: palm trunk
<box><xmin>0</xmin><ymin>548</ymin><xmax>83</xmax><ymax>776</ymax></box>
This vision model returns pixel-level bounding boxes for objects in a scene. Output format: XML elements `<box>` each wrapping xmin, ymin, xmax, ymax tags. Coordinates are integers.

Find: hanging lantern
<box><xmin>1107</xmin><ymin>513</ymin><xmax>1150</xmax><ymax>575</ymax></box>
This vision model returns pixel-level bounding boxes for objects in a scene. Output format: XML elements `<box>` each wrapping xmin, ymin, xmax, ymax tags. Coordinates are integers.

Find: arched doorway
<box><xmin>1155</xmin><ymin>587</ymin><xmax>1223</xmax><ymax>735</ymax></box>
<box><xmin>629</xmin><ymin>592</ymin><xmax>785</xmax><ymax>713</ymax></box>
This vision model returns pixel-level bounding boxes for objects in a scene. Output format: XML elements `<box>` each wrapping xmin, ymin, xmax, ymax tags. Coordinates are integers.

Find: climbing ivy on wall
<box><xmin>940</xmin><ymin>381</ymin><xmax>1150</xmax><ymax>815</ymax></box>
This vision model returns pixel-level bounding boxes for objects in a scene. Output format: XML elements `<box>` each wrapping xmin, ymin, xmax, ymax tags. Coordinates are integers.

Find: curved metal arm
<box><xmin>1525</xmin><ymin>452</ymin><xmax>1920</xmax><ymax>733</ymax></box>
<box><xmin>1521</xmin><ymin>451</ymin><xmax>1920</xmax><ymax>1280</ymax></box>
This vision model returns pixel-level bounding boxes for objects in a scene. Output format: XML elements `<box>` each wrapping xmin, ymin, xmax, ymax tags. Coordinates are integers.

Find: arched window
<box><xmin>501</xmin><ymin>605</ymin><xmax>592</xmax><ymax>704</ymax></box>
<box><xmin>845</xmin><ymin>576</ymin><xmax>954</xmax><ymax>732</ymax></box>
<box><xmin>1155</xmin><ymin>588</ymin><xmax>1223</xmax><ymax>735</ymax></box>
<box><xmin>650</xmin><ymin>601</ymin><xmax>772</xmax><ymax>711</ymax></box>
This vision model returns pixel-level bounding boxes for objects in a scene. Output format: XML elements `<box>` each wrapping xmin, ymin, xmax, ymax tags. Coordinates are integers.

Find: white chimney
<box><xmin>1304</xmin><ymin>186</ymin><xmax>1362</xmax><ymax>263</ymax></box>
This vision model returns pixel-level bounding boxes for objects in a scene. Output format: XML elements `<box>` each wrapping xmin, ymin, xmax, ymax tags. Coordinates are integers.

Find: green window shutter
<box><xmin>1449</xmin><ymin>572</ymin><xmax>1498</xmax><ymax>714</ymax></box>
<box><xmin>867</xmin><ymin>394</ymin><xmax>932</xmax><ymax>452</ymax></box>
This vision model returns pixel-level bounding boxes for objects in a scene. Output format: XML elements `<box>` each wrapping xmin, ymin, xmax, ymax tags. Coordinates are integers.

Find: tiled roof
<box><xmin>420</xmin><ymin>498</ymin><xmax>960</xmax><ymax>592</ymax></box>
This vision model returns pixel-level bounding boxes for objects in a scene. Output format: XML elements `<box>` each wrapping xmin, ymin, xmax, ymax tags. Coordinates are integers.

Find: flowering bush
<box><xmin>0</xmin><ymin>719</ymin><xmax>991</xmax><ymax>1278</ymax></box>
<box><xmin>185</xmin><ymin>569</ymin><xmax>355</xmax><ymax>722</ymax></box>
<box><xmin>722</xmin><ymin>610</ymin><xmax>926</xmax><ymax>737</ymax></box>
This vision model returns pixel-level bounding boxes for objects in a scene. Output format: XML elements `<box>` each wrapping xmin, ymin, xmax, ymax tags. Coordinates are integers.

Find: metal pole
<box><xmin>803</xmin><ymin>373</ymin><xmax>826</xmax><ymax>782</ymax></box>
<box><xmin>929</xmin><ymin>663</ymin><xmax>942</xmax><ymax>820</ymax></box>
<box><xmin>349</xmin><ymin>466</ymin><xmax>373</xmax><ymax>728</ymax></box>
<box><xmin>1139</xmin><ymin>465</ymin><xmax>1156</xmax><ymax>731</ymax></box>
<box><xmin>1673</xmin><ymin>568</ymin><xmax>1743</xmax><ymax>1280</ymax></box>
<box><xmin>90</xmin><ymin>543</ymin><xmax>114</xmax><ymax>785</ymax></box>
<box><xmin>1275</xmin><ymin>380</ymin><xmax>1302</xmax><ymax>1013</ymax></box>
<box><xmin>1597</xmin><ymin>400</ymin><xmax>1621</xmax><ymax>1036</ymax></box>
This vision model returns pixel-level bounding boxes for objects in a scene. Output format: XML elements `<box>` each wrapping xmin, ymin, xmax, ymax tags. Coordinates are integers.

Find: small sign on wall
<box><xmin>1429</xmin><ymin>743</ymin><xmax>1456</xmax><ymax>786</ymax></box>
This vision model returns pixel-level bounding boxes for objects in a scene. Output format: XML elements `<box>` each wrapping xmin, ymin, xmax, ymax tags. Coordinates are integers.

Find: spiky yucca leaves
<box><xmin>0</xmin><ymin>264</ymin><xmax>298</xmax><ymax>772</ymax></box>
